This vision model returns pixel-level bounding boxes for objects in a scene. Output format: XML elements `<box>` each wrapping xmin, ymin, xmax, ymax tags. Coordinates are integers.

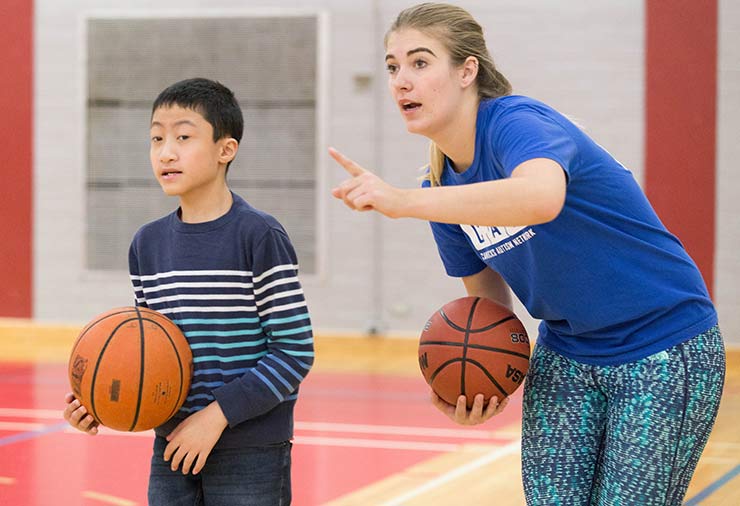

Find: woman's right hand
<box><xmin>329</xmin><ymin>147</ymin><xmax>409</xmax><ymax>218</ymax></box>
<box><xmin>430</xmin><ymin>391</ymin><xmax>509</xmax><ymax>426</ymax></box>
<box><xmin>63</xmin><ymin>392</ymin><xmax>99</xmax><ymax>435</ymax></box>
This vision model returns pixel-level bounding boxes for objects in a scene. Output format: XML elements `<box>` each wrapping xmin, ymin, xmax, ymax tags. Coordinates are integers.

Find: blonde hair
<box><xmin>385</xmin><ymin>3</ymin><xmax>512</xmax><ymax>186</ymax></box>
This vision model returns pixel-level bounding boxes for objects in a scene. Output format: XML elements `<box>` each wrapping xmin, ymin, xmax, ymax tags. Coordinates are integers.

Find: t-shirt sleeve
<box><xmin>420</xmin><ymin>178</ymin><xmax>486</xmax><ymax>278</ymax></box>
<box><xmin>492</xmin><ymin>106</ymin><xmax>578</xmax><ymax>180</ymax></box>
<box><xmin>429</xmin><ymin>220</ymin><xmax>487</xmax><ymax>278</ymax></box>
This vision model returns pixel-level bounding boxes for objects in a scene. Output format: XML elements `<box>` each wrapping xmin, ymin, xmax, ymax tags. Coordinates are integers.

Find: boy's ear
<box><xmin>218</xmin><ymin>138</ymin><xmax>239</xmax><ymax>165</ymax></box>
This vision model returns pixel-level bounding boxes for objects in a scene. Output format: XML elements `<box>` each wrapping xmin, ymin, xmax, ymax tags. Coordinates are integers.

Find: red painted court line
<box><xmin>0</xmin><ymin>363</ymin><xmax>522</xmax><ymax>506</ymax></box>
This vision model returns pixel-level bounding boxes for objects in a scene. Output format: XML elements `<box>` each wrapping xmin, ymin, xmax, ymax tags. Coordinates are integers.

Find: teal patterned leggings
<box><xmin>522</xmin><ymin>326</ymin><xmax>725</xmax><ymax>505</ymax></box>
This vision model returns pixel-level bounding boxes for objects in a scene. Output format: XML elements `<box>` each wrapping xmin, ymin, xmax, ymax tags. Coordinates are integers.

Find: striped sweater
<box><xmin>128</xmin><ymin>192</ymin><xmax>314</xmax><ymax>447</ymax></box>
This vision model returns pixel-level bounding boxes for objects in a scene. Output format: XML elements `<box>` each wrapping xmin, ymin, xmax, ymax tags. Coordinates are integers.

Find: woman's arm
<box><xmin>330</xmin><ymin>148</ymin><xmax>566</xmax><ymax>227</ymax></box>
<box><xmin>462</xmin><ymin>266</ymin><xmax>512</xmax><ymax>311</ymax></box>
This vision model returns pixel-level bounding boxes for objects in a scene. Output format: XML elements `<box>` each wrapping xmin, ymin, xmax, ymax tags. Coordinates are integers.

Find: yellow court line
<box><xmin>82</xmin><ymin>491</ymin><xmax>138</xmax><ymax>506</ymax></box>
<box><xmin>0</xmin><ymin>318</ymin><xmax>80</xmax><ymax>364</ymax></box>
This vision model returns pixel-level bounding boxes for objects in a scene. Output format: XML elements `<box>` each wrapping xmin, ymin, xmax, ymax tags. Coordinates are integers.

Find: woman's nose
<box><xmin>392</xmin><ymin>71</ymin><xmax>412</xmax><ymax>92</ymax></box>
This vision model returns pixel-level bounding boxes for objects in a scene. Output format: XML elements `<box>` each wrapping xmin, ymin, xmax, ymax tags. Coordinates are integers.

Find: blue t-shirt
<box><xmin>426</xmin><ymin>95</ymin><xmax>717</xmax><ymax>365</ymax></box>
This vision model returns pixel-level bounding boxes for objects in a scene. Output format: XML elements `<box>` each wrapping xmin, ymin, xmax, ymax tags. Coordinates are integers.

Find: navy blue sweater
<box><xmin>128</xmin><ymin>193</ymin><xmax>314</xmax><ymax>447</ymax></box>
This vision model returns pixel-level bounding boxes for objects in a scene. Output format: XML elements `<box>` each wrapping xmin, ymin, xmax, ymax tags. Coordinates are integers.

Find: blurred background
<box><xmin>2</xmin><ymin>0</ymin><xmax>738</xmax><ymax>344</ymax></box>
<box><xmin>1</xmin><ymin>2</ymin><xmax>738</xmax><ymax>505</ymax></box>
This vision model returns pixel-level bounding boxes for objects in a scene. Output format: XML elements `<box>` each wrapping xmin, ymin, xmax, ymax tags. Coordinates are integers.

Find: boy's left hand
<box><xmin>164</xmin><ymin>401</ymin><xmax>228</xmax><ymax>474</ymax></box>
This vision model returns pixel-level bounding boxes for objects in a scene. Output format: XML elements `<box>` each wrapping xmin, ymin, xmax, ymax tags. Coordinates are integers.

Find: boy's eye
<box><xmin>177</xmin><ymin>135</ymin><xmax>190</xmax><ymax>141</ymax></box>
<box><xmin>151</xmin><ymin>136</ymin><xmax>162</xmax><ymax>142</ymax></box>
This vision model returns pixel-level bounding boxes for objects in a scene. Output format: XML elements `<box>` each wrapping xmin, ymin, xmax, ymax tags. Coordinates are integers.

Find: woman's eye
<box><xmin>414</xmin><ymin>59</ymin><xmax>427</xmax><ymax>69</ymax></box>
<box><xmin>386</xmin><ymin>64</ymin><xmax>398</xmax><ymax>74</ymax></box>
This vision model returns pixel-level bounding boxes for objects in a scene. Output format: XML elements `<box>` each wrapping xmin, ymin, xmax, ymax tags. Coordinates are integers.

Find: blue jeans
<box><xmin>521</xmin><ymin>325</ymin><xmax>725</xmax><ymax>505</ymax></box>
<box><xmin>148</xmin><ymin>436</ymin><xmax>292</xmax><ymax>506</ymax></box>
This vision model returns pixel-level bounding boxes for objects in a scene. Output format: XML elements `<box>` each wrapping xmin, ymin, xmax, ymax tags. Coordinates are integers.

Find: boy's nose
<box><xmin>159</xmin><ymin>144</ymin><xmax>177</xmax><ymax>162</ymax></box>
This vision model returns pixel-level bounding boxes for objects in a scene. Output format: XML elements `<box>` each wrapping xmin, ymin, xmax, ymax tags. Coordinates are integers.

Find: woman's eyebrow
<box><xmin>385</xmin><ymin>47</ymin><xmax>437</xmax><ymax>61</ymax></box>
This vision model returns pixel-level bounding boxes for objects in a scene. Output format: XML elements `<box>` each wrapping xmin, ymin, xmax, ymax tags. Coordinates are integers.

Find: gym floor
<box><xmin>0</xmin><ymin>323</ymin><xmax>738</xmax><ymax>505</ymax></box>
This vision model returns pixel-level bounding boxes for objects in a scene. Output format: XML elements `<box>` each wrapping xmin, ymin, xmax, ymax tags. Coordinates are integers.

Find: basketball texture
<box><xmin>418</xmin><ymin>297</ymin><xmax>530</xmax><ymax>408</ymax></box>
<box><xmin>68</xmin><ymin>306</ymin><xmax>192</xmax><ymax>431</ymax></box>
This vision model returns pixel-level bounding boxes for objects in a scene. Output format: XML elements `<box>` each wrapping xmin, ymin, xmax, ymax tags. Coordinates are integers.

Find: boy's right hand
<box><xmin>63</xmin><ymin>392</ymin><xmax>99</xmax><ymax>435</ymax></box>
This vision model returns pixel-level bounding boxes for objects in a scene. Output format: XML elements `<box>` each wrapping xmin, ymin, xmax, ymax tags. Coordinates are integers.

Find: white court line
<box><xmin>295</xmin><ymin>421</ymin><xmax>516</xmax><ymax>440</ymax></box>
<box><xmin>0</xmin><ymin>408</ymin><xmax>62</xmax><ymax>419</ymax></box>
<box><xmin>380</xmin><ymin>440</ymin><xmax>521</xmax><ymax>506</ymax></box>
<box><xmin>0</xmin><ymin>476</ymin><xmax>16</xmax><ymax>485</ymax></box>
<box><xmin>65</xmin><ymin>427</ymin><xmax>154</xmax><ymax>437</ymax></box>
<box><xmin>709</xmin><ymin>442</ymin><xmax>740</xmax><ymax>449</ymax></box>
<box><xmin>294</xmin><ymin>435</ymin><xmax>459</xmax><ymax>453</ymax></box>
<box><xmin>2</xmin><ymin>409</ymin><xmax>518</xmax><ymax>441</ymax></box>
<box><xmin>82</xmin><ymin>491</ymin><xmax>137</xmax><ymax>506</ymax></box>
<box><xmin>2</xmin><ymin>415</ymin><xmax>517</xmax><ymax>454</ymax></box>
<box><xmin>63</xmin><ymin>428</ymin><xmax>461</xmax><ymax>452</ymax></box>
<box><xmin>0</xmin><ymin>421</ymin><xmax>46</xmax><ymax>431</ymax></box>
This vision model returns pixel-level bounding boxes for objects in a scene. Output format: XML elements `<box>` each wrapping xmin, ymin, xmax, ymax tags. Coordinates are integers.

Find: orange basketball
<box><xmin>418</xmin><ymin>297</ymin><xmax>531</xmax><ymax>408</ymax></box>
<box><xmin>68</xmin><ymin>307</ymin><xmax>192</xmax><ymax>431</ymax></box>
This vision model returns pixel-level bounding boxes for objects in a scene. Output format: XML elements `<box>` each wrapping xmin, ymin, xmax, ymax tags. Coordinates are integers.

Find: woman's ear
<box><xmin>219</xmin><ymin>138</ymin><xmax>239</xmax><ymax>165</ymax></box>
<box><xmin>459</xmin><ymin>56</ymin><xmax>479</xmax><ymax>89</ymax></box>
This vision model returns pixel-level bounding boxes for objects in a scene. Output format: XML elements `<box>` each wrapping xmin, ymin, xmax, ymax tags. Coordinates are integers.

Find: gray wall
<box><xmin>716</xmin><ymin>0</ymin><xmax>740</xmax><ymax>346</ymax></box>
<box><xmin>34</xmin><ymin>0</ymin><xmax>739</xmax><ymax>344</ymax></box>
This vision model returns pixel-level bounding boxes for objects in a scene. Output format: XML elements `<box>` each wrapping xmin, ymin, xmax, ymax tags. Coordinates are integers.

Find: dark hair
<box><xmin>152</xmin><ymin>78</ymin><xmax>244</xmax><ymax>169</ymax></box>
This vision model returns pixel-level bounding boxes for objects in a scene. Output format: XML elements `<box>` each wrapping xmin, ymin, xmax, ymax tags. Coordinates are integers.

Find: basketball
<box><xmin>68</xmin><ymin>306</ymin><xmax>192</xmax><ymax>432</ymax></box>
<box><xmin>418</xmin><ymin>296</ymin><xmax>530</xmax><ymax>408</ymax></box>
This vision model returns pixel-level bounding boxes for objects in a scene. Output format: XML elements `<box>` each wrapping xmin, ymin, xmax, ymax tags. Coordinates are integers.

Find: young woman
<box><xmin>330</xmin><ymin>3</ymin><xmax>725</xmax><ymax>504</ymax></box>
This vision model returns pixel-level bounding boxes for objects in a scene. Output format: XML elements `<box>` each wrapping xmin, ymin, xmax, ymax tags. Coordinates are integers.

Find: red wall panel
<box><xmin>0</xmin><ymin>0</ymin><xmax>33</xmax><ymax>316</ymax></box>
<box><xmin>645</xmin><ymin>0</ymin><xmax>718</xmax><ymax>295</ymax></box>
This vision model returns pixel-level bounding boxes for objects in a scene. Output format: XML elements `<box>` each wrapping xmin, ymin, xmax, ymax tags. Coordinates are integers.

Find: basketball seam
<box><xmin>130</xmin><ymin>306</ymin><xmax>146</xmax><ymax>431</ymax></box>
<box><xmin>145</xmin><ymin>317</ymin><xmax>188</xmax><ymax>423</ymax></box>
<box><xmin>69</xmin><ymin>308</ymin><xmax>141</xmax><ymax>361</ymax></box>
<box><xmin>459</xmin><ymin>298</ymin><xmax>480</xmax><ymax>398</ymax></box>
<box><xmin>89</xmin><ymin>317</ymin><xmax>143</xmax><ymax>427</ymax></box>
<box><xmin>439</xmin><ymin>313</ymin><xmax>516</xmax><ymax>334</ymax></box>
<box><xmin>464</xmin><ymin>358</ymin><xmax>509</xmax><ymax>398</ymax></box>
<box><xmin>428</xmin><ymin>357</ymin><xmax>465</xmax><ymax>383</ymax></box>
<box><xmin>419</xmin><ymin>342</ymin><xmax>530</xmax><ymax>360</ymax></box>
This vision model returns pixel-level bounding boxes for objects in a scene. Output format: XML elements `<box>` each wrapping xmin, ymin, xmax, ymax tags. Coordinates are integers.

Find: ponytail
<box><xmin>426</xmin><ymin>141</ymin><xmax>446</xmax><ymax>187</ymax></box>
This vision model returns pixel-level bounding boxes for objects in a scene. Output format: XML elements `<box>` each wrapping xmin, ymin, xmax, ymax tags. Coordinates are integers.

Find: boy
<box><xmin>64</xmin><ymin>77</ymin><xmax>314</xmax><ymax>505</ymax></box>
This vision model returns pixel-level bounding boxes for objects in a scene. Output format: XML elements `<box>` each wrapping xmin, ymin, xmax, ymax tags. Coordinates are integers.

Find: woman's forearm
<box><xmin>401</xmin><ymin>159</ymin><xmax>566</xmax><ymax>226</ymax></box>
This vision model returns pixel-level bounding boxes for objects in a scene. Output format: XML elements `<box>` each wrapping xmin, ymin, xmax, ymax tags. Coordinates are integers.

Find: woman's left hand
<box><xmin>329</xmin><ymin>147</ymin><xmax>408</xmax><ymax>218</ymax></box>
<box><xmin>431</xmin><ymin>392</ymin><xmax>509</xmax><ymax>426</ymax></box>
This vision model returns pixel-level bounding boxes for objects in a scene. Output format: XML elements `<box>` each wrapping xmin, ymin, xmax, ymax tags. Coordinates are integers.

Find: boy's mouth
<box><xmin>400</xmin><ymin>100</ymin><xmax>422</xmax><ymax>112</ymax></box>
<box><xmin>161</xmin><ymin>169</ymin><xmax>182</xmax><ymax>177</ymax></box>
